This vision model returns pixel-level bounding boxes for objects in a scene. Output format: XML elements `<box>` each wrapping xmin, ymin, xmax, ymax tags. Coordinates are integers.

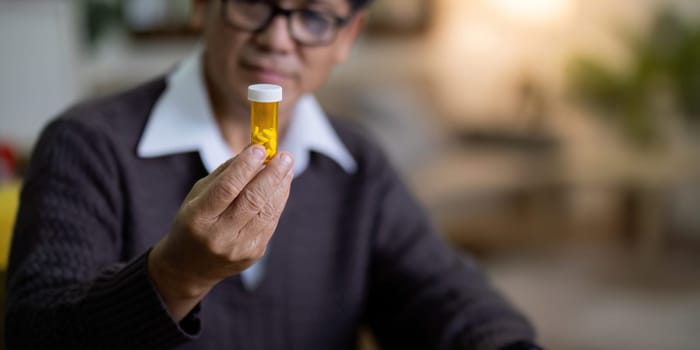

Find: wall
<box><xmin>0</xmin><ymin>0</ymin><xmax>81</xmax><ymax>154</ymax></box>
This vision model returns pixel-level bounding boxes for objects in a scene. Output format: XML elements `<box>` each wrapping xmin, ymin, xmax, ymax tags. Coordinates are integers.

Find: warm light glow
<box><xmin>489</xmin><ymin>0</ymin><xmax>574</xmax><ymax>23</ymax></box>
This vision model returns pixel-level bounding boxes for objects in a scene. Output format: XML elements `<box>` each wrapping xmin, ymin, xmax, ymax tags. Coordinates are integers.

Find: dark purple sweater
<box><xmin>5</xmin><ymin>78</ymin><xmax>536</xmax><ymax>349</ymax></box>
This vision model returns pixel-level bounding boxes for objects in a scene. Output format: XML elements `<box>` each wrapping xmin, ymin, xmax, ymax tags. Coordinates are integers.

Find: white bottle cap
<box><xmin>248</xmin><ymin>84</ymin><xmax>283</xmax><ymax>103</ymax></box>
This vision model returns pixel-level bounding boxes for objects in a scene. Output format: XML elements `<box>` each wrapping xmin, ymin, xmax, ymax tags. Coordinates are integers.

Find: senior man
<box><xmin>6</xmin><ymin>0</ymin><xmax>541</xmax><ymax>349</ymax></box>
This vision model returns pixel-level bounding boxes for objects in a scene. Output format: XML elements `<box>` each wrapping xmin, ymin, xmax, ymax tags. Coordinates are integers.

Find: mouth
<box><xmin>240</xmin><ymin>62</ymin><xmax>293</xmax><ymax>85</ymax></box>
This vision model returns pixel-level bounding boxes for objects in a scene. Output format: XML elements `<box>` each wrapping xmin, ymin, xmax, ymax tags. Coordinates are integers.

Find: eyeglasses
<box><xmin>221</xmin><ymin>0</ymin><xmax>352</xmax><ymax>46</ymax></box>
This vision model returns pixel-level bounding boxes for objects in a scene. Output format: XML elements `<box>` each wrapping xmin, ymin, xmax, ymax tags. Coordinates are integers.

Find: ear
<box><xmin>333</xmin><ymin>11</ymin><xmax>369</xmax><ymax>64</ymax></box>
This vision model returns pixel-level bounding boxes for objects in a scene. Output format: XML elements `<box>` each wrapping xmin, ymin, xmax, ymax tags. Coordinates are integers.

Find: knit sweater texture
<box><xmin>6</xmin><ymin>78</ymin><xmax>535</xmax><ymax>349</ymax></box>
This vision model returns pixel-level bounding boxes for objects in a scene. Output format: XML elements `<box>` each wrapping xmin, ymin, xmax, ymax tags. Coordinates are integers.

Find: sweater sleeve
<box><xmin>364</xmin><ymin>154</ymin><xmax>537</xmax><ymax>350</ymax></box>
<box><xmin>5</xmin><ymin>118</ymin><xmax>199</xmax><ymax>349</ymax></box>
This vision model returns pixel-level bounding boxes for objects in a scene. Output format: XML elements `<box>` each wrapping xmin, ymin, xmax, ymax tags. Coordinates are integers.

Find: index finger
<box><xmin>193</xmin><ymin>144</ymin><xmax>267</xmax><ymax>218</ymax></box>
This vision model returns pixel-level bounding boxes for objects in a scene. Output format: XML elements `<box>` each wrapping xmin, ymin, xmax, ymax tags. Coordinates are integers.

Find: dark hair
<box><xmin>349</xmin><ymin>0</ymin><xmax>374</xmax><ymax>11</ymax></box>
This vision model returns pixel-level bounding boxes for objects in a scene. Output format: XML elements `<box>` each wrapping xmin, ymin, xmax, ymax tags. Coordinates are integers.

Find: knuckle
<box><xmin>234</xmin><ymin>152</ymin><xmax>261</xmax><ymax>178</ymax></box>
<box><xmin>215</xmin><ymin>176</ymin><xmax>242</xmax><ymax>199</ymax></box>
<box><xmin>174</xmin><ymin>208</ymin><xmax>201</xmax><ymax>235</ymax></box>
<box><xmin>249</xmin><ymin>248</ymin><xmax>265</xmax><ymax>263</ymax></box>
<box><xmin>269</xmin><ymin>162</ymin><xmax>289</xmax><ymax>182</ymax></box>
<box><xmin>229</xmin><ymin>248</ymin><xmax>257</xmax><ymax>266</ymax></box>
<box><xmin>240</xmin><ymin>188</ymin><xmax>267</xmax><ymax>212</ymax></box>
<box><xmin>251</xmin><ymin>245</ymin><xmax>267</xmax><ymax>261</ymax></box>
<box><xmin>257</xmin><ymin>203</ymin><xmax>277</xmax><ymax>221</ymax></box>
<box><xmin>214</xmin><ymin>160</ymin><xmax>260</xmax><ymax>202</ymax></box>
<box><xmin>182</xmin><ymin>218</ymin><xmax>200</xmax><ymax>236</ymax></box>
<box><xmin>192</xmin><ymin>177</ymin><xmax>207</xmax><ymax>192</ymax></box>
<box><xmin>206</xmin><ymin>236</ymin><xmax>229</xmax><ymax>260</ymax></box>
<box><xmin>181</xmin><ymin>198</ymin><xmax>200</xmax><ymax>218</ymax></box>
<box><xmin>183</xmin><ymin>201</ymin><xmax>215</xmax><ymax>229</ymax></box>
<box><xmin>245</xmin><ymin>237</ymin><xmax>266</xmax><ymax>261</ymax></box>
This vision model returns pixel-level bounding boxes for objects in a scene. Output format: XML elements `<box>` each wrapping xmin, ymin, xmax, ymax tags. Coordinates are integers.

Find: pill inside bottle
<box><xmin>248</xmin><ymin>84</ymin><xmax>282</xmax><ymax>163</ymax></box>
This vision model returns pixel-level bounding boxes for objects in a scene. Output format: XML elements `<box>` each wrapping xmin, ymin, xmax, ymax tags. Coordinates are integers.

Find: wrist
<box><xmin>147</xmin><ymin>242</ymin><xmax>214</xmax><ymax>301</ymax></box>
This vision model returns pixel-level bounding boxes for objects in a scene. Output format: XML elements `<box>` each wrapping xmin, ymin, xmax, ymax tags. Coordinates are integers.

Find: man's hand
<box><xmin>148</xmin><ymin>145</ymin><xmax>294</xmax><ymax>320</ymax></box>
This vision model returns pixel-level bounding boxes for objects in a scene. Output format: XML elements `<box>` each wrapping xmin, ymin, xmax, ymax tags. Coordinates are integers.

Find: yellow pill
<box><xmin>248</xmin><ymin>84</ymin><xmax>282</xmax><ymax>163</ymax></box>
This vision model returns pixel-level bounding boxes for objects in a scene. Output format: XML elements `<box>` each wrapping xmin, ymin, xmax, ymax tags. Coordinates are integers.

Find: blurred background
<box><xmin>1</xmin><ymin>0</ymin><xmax>700</xmax><ymax>349</ymax></box>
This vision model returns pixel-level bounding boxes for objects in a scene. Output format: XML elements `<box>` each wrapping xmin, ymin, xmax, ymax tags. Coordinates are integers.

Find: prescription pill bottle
<box><xmin>248</xmin><ymin>84</ymin><xmax>282</xmax><ymax>163</ymax></box>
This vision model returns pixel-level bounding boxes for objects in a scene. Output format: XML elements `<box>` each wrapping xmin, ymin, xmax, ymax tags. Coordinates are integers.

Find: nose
<box><xmin>252</xmin><ymin>14</ymin><xmax>296</xmax><ymax>53</ymax></box>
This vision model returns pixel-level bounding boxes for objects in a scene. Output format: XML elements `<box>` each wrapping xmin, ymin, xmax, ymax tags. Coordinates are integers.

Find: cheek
<box><xmin>206</xmin><ymin>19</ymin><xmax>247</xmax><ymax>69</ymax></box>
<box><xmin>298</xmin><ymin>51</ymin><xmax>337</xmax><ymax>93</ymax></box>
<box><xmin>207</xmin><ymin>31</ymin><xmax>251</xmax><ymax>96</ymax></box>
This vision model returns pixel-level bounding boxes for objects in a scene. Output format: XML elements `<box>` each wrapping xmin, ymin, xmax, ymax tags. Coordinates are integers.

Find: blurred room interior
<box><xmin>1</xmin><ymin>0</ymin><xmax>699</xmax><ymax>349</ymax></box>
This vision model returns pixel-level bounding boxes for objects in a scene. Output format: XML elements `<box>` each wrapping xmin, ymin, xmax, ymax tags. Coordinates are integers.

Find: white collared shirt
<box><xmin>137</xmin><ymin>49</ymin><xmax>356</xmax><ymax>290</ymax></box>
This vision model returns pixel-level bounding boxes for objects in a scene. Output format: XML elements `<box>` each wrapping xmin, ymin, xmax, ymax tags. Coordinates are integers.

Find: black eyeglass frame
<box><xmin>220</xmin><ymin>0</ymin><xmax>353</xmax><ymax>46</ymax></box>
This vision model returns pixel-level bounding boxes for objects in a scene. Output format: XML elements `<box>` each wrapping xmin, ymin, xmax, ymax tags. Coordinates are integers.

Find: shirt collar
<box><xmin>137</xmin><ymin>50</ymin><xmax>356</xmax><ymax>176</ymax></box>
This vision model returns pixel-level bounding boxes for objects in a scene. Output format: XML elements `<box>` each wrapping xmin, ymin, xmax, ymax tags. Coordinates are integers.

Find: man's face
<box><xmin>197</xmin><ymin>0</ymin><xmax>365</xmax><ymax>120</ymax></box>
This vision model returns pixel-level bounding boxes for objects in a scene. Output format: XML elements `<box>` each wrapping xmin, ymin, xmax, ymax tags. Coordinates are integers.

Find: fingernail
<box><xmin>251</xmin><ymin>145</ymin><xmax>266</xmax><ymax>161</ymax></box>
<box><xmin>280</xmin><ymin>153</ymin><xmax>293</xmax><ymax>168</ymax></box>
